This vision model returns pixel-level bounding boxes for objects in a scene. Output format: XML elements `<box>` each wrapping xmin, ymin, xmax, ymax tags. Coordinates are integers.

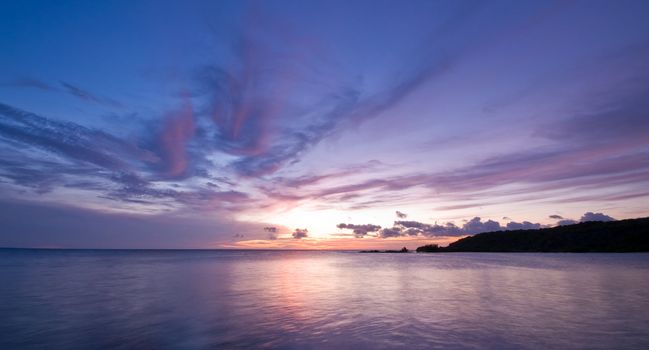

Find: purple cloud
<box><xmin>336</xmin><ymin>223</ymin><xmax>381</xmax><ymax>238</ymax></box>
<box><xmin>580</xmin><ymin>212</ymin><xmax>615</xmax><ymax>222</ymax></box>
<box><xmin>360</xmin><ymin>216</ymin><xmax>552</xmax><ymax>239</ymax></box>
<box><xmin>292</xmin><ymin>228</ymin><xmax>308</xmax><ymax>239</ymax></box>
<box><xmin>556</xmin><ymin>212</ymin><xmax>616</xmax><ymax>226</ymax></box>
<box><xmin>462</xmin><ymin>217</ymin><xmax>502</xmax><ymax>234</ymax></box>
<box><xmin>379</xmin><ymin>227</ymin><xmax>403</xmax><ymax>238</ymax></box>
<box><xmin>155</xmin><ymin>101</ymin><xmax>195</xmax><ymax>179</ymax></box>
<box><xmin>505</xmin><ymin>221</ymin><xmax>541</xmax><ymax>230</ymax></box>
<box><xmin>557</xmin><ymin>219</ymin><xmax>578</xmax><ymax>226</ymax></box>
<box><xmin>0</xmin><ymin>103</ymin><xmax>251</xmax><ymax>210</ymax></box>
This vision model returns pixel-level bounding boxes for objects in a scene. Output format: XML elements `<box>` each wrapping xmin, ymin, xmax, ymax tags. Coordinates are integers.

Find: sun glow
<box><xmin>246</xmin><ymin>206</ymin><xmax>392</xmax><ymax>238</ymax></box>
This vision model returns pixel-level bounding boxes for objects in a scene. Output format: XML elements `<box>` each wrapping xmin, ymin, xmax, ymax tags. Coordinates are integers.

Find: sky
<box><xmin>1</xmin><ymin>0</ymin><xmax>648</xmax><ymax>249</ymax></box>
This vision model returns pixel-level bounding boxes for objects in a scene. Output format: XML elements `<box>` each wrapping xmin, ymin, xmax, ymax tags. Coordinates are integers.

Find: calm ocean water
<box><xmin>1</xmin><ymin>249</ymin><xmax>649</xmax><ymax>349</ymax></box>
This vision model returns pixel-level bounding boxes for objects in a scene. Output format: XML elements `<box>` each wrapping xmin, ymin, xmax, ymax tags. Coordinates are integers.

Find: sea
<box><xmin>1</xmin><ymin>249</ymin><xmax>649</xmax><ymax>349</ymax></box>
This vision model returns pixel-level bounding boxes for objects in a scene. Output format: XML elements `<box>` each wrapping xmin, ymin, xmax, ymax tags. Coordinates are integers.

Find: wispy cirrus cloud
<box><xmin>3</xmin><ymin>77</ymin><xmax>123</xmax><ymax>108</ymax></box>
<box><xmin>0</xmin><ymin>102</ymin><xmax>248</xmax><ymax>210</ymax></box>
<box><xmin>260</xmin><ymin>88</ymin><xmax>649</xmax><ymax>209</ymax></box>
<box><xmin>248</xmin><ymin>42</ymin><xmax>649</xmax><ymax>212</ymax></box>
<box><xmin>154</xmin><ymin>101</ymin><xmax>195</xmax><ymax>179</ymax></box>
<box><xmin>58</xmin><ymin>81</ymin><xmax>123</xmax><ymax>108</ymax></box>
<box><xmin>187</xmin><ymin>3</ymin><xmax>485</xmax><ymax>178</ymax></box>
<box><xmin>0</xmin><ymin>102</ymin><xmax>147</xmax><ymax>171</ymax></box>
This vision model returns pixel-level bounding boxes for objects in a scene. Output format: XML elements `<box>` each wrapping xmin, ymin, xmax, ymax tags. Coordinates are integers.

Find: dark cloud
<box><xmin>292</xmin><ymin>228</ymin><xmax>308</xmax><ymax>239</ymax></box>
<box><xmin>396</xmin><ymin>211</ymin><xmax>407</xmax><ymax>219</ymax></box>
<box><xmin>549</xmin><ymin>214</ymin><xmax>564</xmax><ymax>219</ymax></box>
<box><xmin>336</xmin><ymin>223</ymin><xmax>381</xmax><ymax>238</ymax></box>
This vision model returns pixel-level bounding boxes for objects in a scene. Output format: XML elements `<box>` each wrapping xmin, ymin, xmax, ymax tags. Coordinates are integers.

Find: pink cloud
<box><xmin>160</xmin><ymin>100</ymin><xmax>194</xmax><ymax>178</ymax></box>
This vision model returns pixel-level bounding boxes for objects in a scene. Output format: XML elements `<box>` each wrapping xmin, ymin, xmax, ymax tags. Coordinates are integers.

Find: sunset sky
<box><xmin>1</xmin><ymin>0</ymin><xmax>648</xmax><ymax>249</ymax></box>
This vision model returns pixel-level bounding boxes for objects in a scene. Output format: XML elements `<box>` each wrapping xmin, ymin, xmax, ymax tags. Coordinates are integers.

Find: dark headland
<box><xmin>416</xmin><ymin>217</ymin><xmax>649</xmax><ymax>253</ymax></box>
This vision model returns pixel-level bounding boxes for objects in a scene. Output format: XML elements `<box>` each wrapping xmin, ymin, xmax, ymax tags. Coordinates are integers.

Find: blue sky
<box><xmin>1</xmin><ymin>0</ymin><xmax>648</xmax><ymax>248</ymax></box>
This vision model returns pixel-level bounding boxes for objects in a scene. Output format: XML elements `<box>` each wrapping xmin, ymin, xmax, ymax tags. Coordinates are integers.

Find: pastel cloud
<box><xmin>349</xmin><ymin>212</ymin><xmax>614</xmax><ymax>239</ymax></box>
<box><xmin>555</xmin><ymin>212</ymin><xmax>616</xmax><ymax>226</ymax></box>
<box><xmin>580</xmin><ymin>212</ymin><xmax>615</xmax><ymax>222</ymax></box>
<box><xmin>292</xmin><ymin>228</ymin><xmax>308</xmax><ymax>239</ymax></box>
<box><xmin>157</xmin><ymin>101</ymin><xmax>195</xmax><ymax>178</ymax></box>
<box><xmin>336</xmin><ymin>223</ymin><xmax>382</xmax><ymax>238</ymax></box>
<box><xmin>0</xmin><ymin>102</ymin><xmax>249</xmax><ymax>211</ymax></box>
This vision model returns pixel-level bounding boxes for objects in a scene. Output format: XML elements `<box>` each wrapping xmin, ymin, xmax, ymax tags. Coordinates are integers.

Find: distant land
<box><xmin>416</xmin><ymin>217</ymin><xmax>649</xmax><ymax>253</ymax></box>
<box><xmin>360</xmin><ymin>247</ymin><xmax>410</xmax><ymax>253</ymax></box>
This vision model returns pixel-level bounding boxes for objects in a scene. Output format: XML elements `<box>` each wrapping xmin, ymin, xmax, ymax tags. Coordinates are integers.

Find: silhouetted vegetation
<box><xmin>360</xmin><ymin>247</ymin><xmax>410</xmax><ymax>253</ymax></box>
<box><xmin>416</xmin><ymin>244</ymin><xmax>441</xmax><ymax>252</ymax></box>
<box><xmin>416</xmin><ymin>217</ymin><xmax>649</xmax><ymax>253</ymax></box>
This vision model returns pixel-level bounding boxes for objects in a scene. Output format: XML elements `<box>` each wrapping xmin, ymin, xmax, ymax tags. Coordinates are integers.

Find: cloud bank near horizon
<box><xmin>337</xmin><ymin>211</ymin><xmax>617</xmax><ymax>239</ymax></box>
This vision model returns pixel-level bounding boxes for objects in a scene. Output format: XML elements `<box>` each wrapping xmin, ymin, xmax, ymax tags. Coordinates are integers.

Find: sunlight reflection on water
<box><xmin>1</xmin><ymin>250</ymin><xmax>649</xmax><ymax>349</ymax></box>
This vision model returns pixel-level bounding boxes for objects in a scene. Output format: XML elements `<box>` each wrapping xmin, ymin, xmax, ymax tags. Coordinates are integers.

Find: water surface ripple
<box><xmin>1</xmin><ymin>250</ymin><xmax>649</xmax><ymax>349</ymax></box>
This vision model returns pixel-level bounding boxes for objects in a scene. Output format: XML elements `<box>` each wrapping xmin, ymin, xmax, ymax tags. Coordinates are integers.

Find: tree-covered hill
<box><xmin>416</xmin><ymin>217</ymin><xmax>649</xmax><ymax>252</ymax></box>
